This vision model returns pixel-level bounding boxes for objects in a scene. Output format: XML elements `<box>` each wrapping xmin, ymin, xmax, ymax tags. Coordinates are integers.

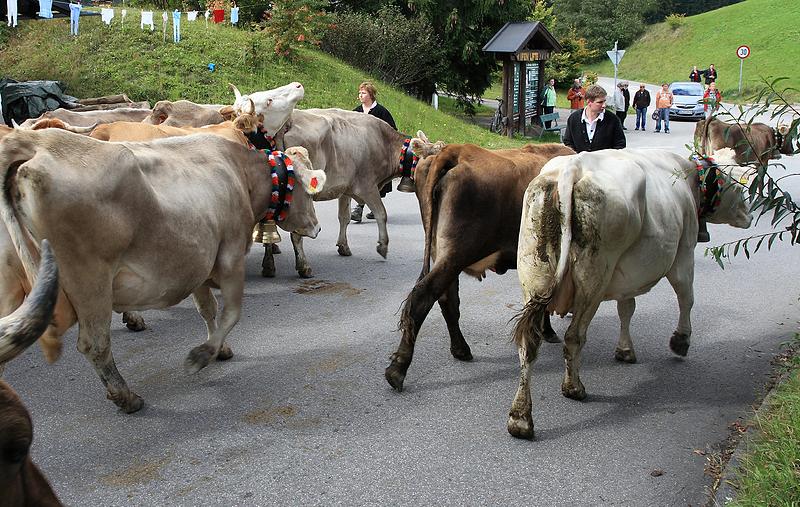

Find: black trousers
<box><xmin>543</xmin><ymin>105</ymin><xmax>554</xmax><ymax>128</ymax></box>
<box><xmin>616</xmin><ymin>110</ymin><xmax>627</xmax><ymax>128</ymax></box>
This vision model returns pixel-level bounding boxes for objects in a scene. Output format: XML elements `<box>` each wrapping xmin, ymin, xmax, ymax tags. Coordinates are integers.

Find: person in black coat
<box><xmin>350</xmin><ymin>81</ymin><xmax>413</xmax><ymax>222</ymax></box>
<box><xmin>702</xmin><ymin>64</ymin><xmax>718</xmax><ymax>84</ymax></box>
<box><xmin>632</xmin><ymin>83</ymin><xmax>651</xmax><ymax>130</ymax></box>
<box><xmin>563</xmin><ymin>85</ymin><xmax>626</xmax><ymax>153</ymax></box>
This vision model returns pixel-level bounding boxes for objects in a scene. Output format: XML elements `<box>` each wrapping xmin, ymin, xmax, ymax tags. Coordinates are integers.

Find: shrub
<box><xmin>544</xmin><ymin>29</ymin><xmax>598</xmax><ymax>85</ymax></box>
<box><xmin>321</xmin><ymin>6</ymin><xmax>443</xmax><ymax>97</ymax></box>
<box><xmin>666</xmin><ymin>13</ymin><xmax>686</xmax><ymax>29</ymax></box>
<box><xmin>258</xmin><ymin>0</ymin><xmax>330</xmax><ymax>59</ymax></box>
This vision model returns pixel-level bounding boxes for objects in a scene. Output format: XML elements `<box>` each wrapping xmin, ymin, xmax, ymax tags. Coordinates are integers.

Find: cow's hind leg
<box><xmin>290</xmin><ymin>232</ymin><xmax>313</xmax><ymax>278</ymax></box>
<box><xmin>192</xmin><ymin>285</ymin><xmax>232</xmax><ymax>360</ymax></box>
<box><xmin>507</xmin><ymin>300</ymin><xmax>545</xmax><ymax>440</ymax></box>
<box><xmin>74</xmin><ymin>290</ymin><xmax>142</xmax><ymax>413</ymax></box>
<box><xmin>122</xmin><ymin>311</ymin><xmax>146</xmax><ymax>331</ymax></box>
<box><xmin>666</xmin><ymin>248</ymin><xmax>694</xmax><ymax>357</ymax></box>
<box><xmin>386</xmin><ymin>262</ymin><xmax>461</xmax><ymax>391</ymax></box>
<box><xmin>359</xmin><ymin>190</ymin><xmax>389</xmax><ymax>259</ymax></box>
<box><xmin>614</xmin><ymin>298</ymin><xmax>637</xmax><ymax>363</ymax></box>
<box><xmin>336</xmin><ymin>197</ymin><xmax>353</xmax><ymax>256</ymax></box>
<box><xmin>185</xmin><ymin>254</ymin><xmax>244</xmax><ymax>373</ymax></box>
<box><xmin>438</xmin><ymin>278</ymin><xmax>472</xmax><ymax>361</ymax></box>
<box><xmin>561</xmin><ymin>297</ymin><xmax>603</xmax><ymax>401</ymax></box>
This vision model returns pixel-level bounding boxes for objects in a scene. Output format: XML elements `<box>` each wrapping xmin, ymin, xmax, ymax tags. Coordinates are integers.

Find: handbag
<box><xmin>651</xmin><ymin>111</ymin><xmax>659</xmax><ymax>120</ymax></box>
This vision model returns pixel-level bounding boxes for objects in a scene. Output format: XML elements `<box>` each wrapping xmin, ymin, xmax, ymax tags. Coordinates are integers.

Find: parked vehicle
<box><xmin>669</xmin><ymin>81</ymin><xmax>705</xmax><ymax>120</ymax></box>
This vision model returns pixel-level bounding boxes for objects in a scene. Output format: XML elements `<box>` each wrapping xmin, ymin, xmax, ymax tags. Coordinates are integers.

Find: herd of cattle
<box><xmin>0</xmin><ymin>81</ymin><xmax>796</xmax><ymax>501</ymax></box>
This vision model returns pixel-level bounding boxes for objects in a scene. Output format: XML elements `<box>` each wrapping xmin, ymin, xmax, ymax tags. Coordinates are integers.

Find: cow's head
<box><xmin>29</xmin><ymin>118</ymin><xmax>97</xmax><ymax>134</ymax></box>
<box><xmin>708</xmin><ymin>148</ymin><xmax>754</xmax><ymax>229</ymax></box>
<box><xmin>409</xmin><ymin>130</ymin><xmax>446</xmax><ymax>159</ymax></box>
<box><xmin>230</xmin><ymin>82</ymin><xmax>304</xmax><ymax>135</ymax></box>
<box><xmin>776</xmin><ymin>122</ymin><xmax>799</xmax><ymax>156</ymax></box>
<box><xmin>231</xmin><ymin>99</ymin><xmax>262</xmax><ymax>134</ymax></box>
<box><xmin>144</xmin><ymin>100</ymin><xmax>173</xmax><ymax>125</ymax></box>
<box><xmin>277</xmin><ymin>146</ymin><xmax>326</xmax><ymax>239</ymax></box>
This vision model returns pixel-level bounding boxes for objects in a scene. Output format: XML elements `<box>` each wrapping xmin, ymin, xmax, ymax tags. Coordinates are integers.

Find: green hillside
<box><xmin>0</xmin><ymin>14</ymin><xmax>526</xmax><ymax>148</ymax></box>
<box><xmin>587</xmin><ymin>0</ymin><xmax>800</xmax><ymax>100</ymax></box>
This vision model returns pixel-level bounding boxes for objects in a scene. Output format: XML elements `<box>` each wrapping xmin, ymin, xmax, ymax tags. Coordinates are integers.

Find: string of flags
<box><xmin>6</xmin><ymin>0</ymin><xmax>241</xmax><ymax>39</ymax></box>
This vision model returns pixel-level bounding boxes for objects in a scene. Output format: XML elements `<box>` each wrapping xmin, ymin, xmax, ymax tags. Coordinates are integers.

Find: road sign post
<box><xmin>737</xmin><ymin>45</ymin><xmax>750</xmax><ymax>94</ymax></box>
<box><xmin>607</xmin><ymin>41</ymin><xmax>626</xmax><ymax>93</ymax></box>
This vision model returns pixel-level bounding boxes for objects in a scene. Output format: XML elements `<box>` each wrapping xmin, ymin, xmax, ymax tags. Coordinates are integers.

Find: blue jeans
<box><xmin>655</xmin><ymin>108</ymin><xmax>670</xmax><ymax>132</ymax></box>
<box><xmin>635</xmin><ymin>107</ymin><xmax>647</xmax><ymax>129</ymax></box>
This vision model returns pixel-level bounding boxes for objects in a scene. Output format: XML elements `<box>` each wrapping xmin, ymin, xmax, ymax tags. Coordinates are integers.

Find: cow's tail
<box><xmin>0</xmin><ymin>240</ymin><xmax>59</xmax><ymax>364</ymax></box>
<box><xmin>0</xmin><ymin>136</ymin><xmax>68</xmax><ymax>363</ymax></box>
<box><xmin>513</xmin><ymin>158</ymin><xmax>579</xmax><ymax>349</ymax></box>
<box><xmin>420</xmin><ymin>146</ymin><xmax>460</xmax><ymax>277</ymax></box>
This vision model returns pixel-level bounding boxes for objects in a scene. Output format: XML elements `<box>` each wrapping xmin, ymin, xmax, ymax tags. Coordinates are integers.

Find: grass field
<box><xmin>587</xmin><ymin>0</ymin><xmax>800</xmax><ymax>102</ymax></box>
<box><xmin>0</xmin><ymin>13</ymin><xmax>529</xmax><ymax>149</ymax></box>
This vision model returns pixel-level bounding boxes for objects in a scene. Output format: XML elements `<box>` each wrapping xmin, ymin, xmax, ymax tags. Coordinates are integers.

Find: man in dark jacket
<box><xmin>563</xmin><ymin>85</ymin><xmax>626</xmax><ymax>153</ymax></box>
<box><xmin>702</xmin><ymin>64</ymin><xmax>718</xmax><ymax>84</ymax></box>
<box><xmin>616</xmin><ymin>82</ymin><xmax>631</xmax><ymax>130</ymax></box>
<box><xmin>632</xmin><ymin>83</ymin><xmax>651</xmax><ymax>131</ymax></box>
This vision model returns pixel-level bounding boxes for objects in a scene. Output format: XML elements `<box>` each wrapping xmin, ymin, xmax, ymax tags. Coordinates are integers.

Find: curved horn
<box><xmin>0</xmin><ymin>240</ymin><xmax>59</xmax><ymax>365</ymax></box>
<box><xmin>12</xmin><ymin>119</ymin><xmax>23</xmax><ymax>129</ymax></box>
<box><xmin>66</xmin><ymin>122</ymin><xmax>98</xmax><ymax>134</ymax></box>
<box><xmin>229</xmin><ymin>83</ymin><xmax>243</xmax><ymax>102</ymax></box>
<box><xmin>247</xmin><ymin>98</ymin><xmax>255</xmax><ymax>115</ymax></box>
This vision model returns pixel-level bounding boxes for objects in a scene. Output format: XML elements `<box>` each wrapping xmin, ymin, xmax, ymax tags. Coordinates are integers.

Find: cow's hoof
<box><xmin>108</xmin><ymin>391</ymin><xmax>144</xmax><ymax>414</ymax></box>
<box><xmin>450</xmin><ymin>344</ymin><xmax>473</xmax><ymax>362</ymax></box>
<box><xmin>543</xmin><ymin>330</ymin><xmax>561</xmax><ymax>343</ymax></box>
<box><xmin>271</xmin><ymin>244</ymin><xmax>281</xmax><ymax>254</ymax></box>
<box><xmin>297</xmin><ymin>266</ymin><xmax>313</xmax><ymax>278</ymax></box>
<box><xmin>377</xmin><ymin>243</ymin><xmax>388</xmax><ymax>259</ymax></box>
<box><xmin>122</xmin><ymin>312</ymin><xmax>147</xmax><ymax>331</ymax></box>
<box><xmin>337</xmin><ymin>244</ymin><xmax>352</xmax><ymax>257</ymax></box>
<box><xmin>507</xmin><ymin>414</ymin><xmax>535</xmax><ymax>440</ymax></box>
<box><xmin>669</xmin><ymin>332</ymin><xmax>690</xmax><ymax>357</ymax></box>
<box><xmin>216</xmin><ymin>344</ymin><xmax>233</xmax><ymax>361</ymax></box>
<box><xmin>385</xmin><ymin>364</ymin><xmax>406</xmax><ymax>392</ymax></box>
<box><xmin>185</xmin><ymin>344</ymin><xmax>215</xmax><ymax>374</ymax></box>
<box><xmin>561</xmin><ymin>381</ymin><xmax>587</xmax><ymax>401</ymax></box>
<box><xmin>261</xmin><ymin>266</ymin><xmax>276</xmax><ymax>278</ymax></box>
<box><xmin>614</xmin><ymin>347</ymin><xmax>637</xmax><ymax>363</ymax></box>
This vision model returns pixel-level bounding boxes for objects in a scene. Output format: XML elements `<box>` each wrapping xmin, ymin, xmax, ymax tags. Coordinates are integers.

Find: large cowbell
<box><xmin>252</xmin><ymin>220</ymin><xmax>281</xmax><ymax>244</ymax></box>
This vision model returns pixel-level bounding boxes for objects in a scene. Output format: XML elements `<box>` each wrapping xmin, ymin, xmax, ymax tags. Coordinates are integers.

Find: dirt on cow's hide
<box><xmin>571</xmin><ymin>181</ymin><xmax>603</xmax><ymax>254</ymax></box>
<box><xmin>537</xmin><ymin>180</ymin><xmax>562</xmax><ymax>263</ymax></box>
<box><xmin>294</xmin><ymin>280</ymin><xmax>364</xmax><ymax>297</ymax></box>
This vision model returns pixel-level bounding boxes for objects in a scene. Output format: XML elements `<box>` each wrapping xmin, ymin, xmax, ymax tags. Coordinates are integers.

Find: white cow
<box><xmin>0</xmin><ymin>129</ymin><xmax>326</xmax><ymax>413</ymax></box>
<box><xmin>507</xmin><ymin>148</ymin><xmax>753</xmax><ymax>440</ymax></box>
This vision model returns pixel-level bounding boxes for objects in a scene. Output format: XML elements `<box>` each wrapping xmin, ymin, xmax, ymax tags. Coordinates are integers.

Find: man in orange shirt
<box><xmin>654</xmin><ymin>83</ymin><xmax>673</xmax><ymax>134</ymax></box>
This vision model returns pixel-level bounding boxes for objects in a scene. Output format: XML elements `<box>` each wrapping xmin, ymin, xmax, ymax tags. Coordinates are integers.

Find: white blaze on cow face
<box><xmin>230</xmin><ymin>82</ymin><xmax>305</xmax><ymax>135</ymax></box>
<box><xmin>279</xmin><ymin>146</ymin><xmax>326</xmax><ymax>239</ymax></box>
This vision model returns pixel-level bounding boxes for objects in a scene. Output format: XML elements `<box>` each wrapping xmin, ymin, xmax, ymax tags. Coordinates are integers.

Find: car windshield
<box><xmin>671</xmin><ymin>84</ymin><xmax>704</xmax><ymax>96</ymax></box>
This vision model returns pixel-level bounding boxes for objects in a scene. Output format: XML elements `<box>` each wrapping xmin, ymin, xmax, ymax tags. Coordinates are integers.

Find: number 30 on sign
<box><xmin>737</xmin><ymin>45</ymin><xmax>750</xmax><ymax>59</ymax></box>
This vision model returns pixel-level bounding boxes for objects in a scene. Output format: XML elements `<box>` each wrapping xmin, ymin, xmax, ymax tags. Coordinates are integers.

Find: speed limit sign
<box><xmin>737</xmin><ymin>45</ymin><xmax>751</xmax><ymax>59</ymax></box>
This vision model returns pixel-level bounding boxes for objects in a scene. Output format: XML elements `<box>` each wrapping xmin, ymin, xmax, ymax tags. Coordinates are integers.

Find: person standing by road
<box><xmin>654</xmin><ymin>83</ymin><xmax>673</xmax><ymax>134</ymax></box>
<box><xmin>632</xmin><ymin>83</ymin><xmax>651</xmax><ymax>131</ymax></box>
<box><xmin>567</xmin><ymin>78</ymin><xmax>585</xmax><ymax>110</ymax></box>
<box><xmin>619</xmin><ymin>82</ymin><xmax>630</xmax><ymax>130</ymax></box>
<box><xmin>689</xmin><ymin>65</ymin><xmax>702</xmax><ymax>83</ymax></box>
<box><xmin>703</xmin><ymin>82</ymin><xmax>722</xmax><ymax>118</ymax></box>
<box><xmin>702</xmin><ymin>63</ymin><xmax>718</xmax><ymax>84</ymax></box>
<box><xmin>350</xmin><ymin>81</ymin><xmax>413</xmax><ymax>223</ymax></box>
<box><xmin>563</xmin><ymin>85</ymin><xmax>626</xmax><ymax>153</ymax></box>
<box><xmin>542</xmin><ymin>78</ymin><xmax>557</xmax><ymax>128</ymax></box>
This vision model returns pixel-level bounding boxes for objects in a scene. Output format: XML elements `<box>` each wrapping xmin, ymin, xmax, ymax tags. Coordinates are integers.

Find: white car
<box><xmin>669</xmin><ymin>81</ymin><xmax>705</xmax><ymax>120</ymax></box>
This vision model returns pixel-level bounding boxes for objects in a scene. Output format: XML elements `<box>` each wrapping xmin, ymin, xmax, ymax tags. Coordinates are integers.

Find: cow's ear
<box><xmin>416</xmin><ymin>130</ymin><xmax>430</xmax><ymax>143</ymax></box>
<box><xmin>777</xmin><ymin>124</ymin><xmax>790</xmax><ymax>136</ymax></box>
<box><xmin>285</xmin><ymin>146</ymin><xmax>325</xmax><ymax>195</ymax></box>
<box><xmin>157</xmin><ymin>114</ymin><xmax>168</xmax><ymax>124</ymax></box>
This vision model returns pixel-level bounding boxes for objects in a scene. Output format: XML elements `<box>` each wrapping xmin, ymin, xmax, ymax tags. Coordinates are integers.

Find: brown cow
<box><xmin>694</xmin><ymin>118</ymin><xmax>796</xmax><ymax>166</ymax></box>
<box><xmin>0</xmin><ymin>240</ymin><xmax>63</xmax><ymax>506</ymax></box>
<box><xmin>90</xmin><ymin>120</ymin><xmax>248</xmax><ymax>145</ymax></box>
<box><xmin>385</xmin><ymin>134</ymin><xmax>575</xmax><ymax>391</ymax></box>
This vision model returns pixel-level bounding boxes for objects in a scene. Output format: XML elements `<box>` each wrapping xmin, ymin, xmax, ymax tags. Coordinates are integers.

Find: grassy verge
<box><xmin>728</xmin><ymin>337</ymin><xmax>800</xmax><ymax>506</ymax></box>
<box><xmin>0</xmin><ymin>12</ymin><xmax>528</xmax><ymax>149</ymax></box>
<box><xmin>585</xmin><ymin>0</ymin><xmax>800</xmax><ymax>103</ymax></box>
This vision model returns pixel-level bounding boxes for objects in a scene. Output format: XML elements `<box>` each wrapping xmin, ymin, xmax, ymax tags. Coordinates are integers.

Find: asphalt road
<box><xmin>5</xmin><ymin>114</ymin><xmax>799</xmax><ymax>506</ymax></box>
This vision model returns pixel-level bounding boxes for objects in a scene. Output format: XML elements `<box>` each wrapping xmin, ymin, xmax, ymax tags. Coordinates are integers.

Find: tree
<box><xmin>705</xmin><ymin>77</ymin><xmax>800</xmax><ymax>267</ymax></box>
